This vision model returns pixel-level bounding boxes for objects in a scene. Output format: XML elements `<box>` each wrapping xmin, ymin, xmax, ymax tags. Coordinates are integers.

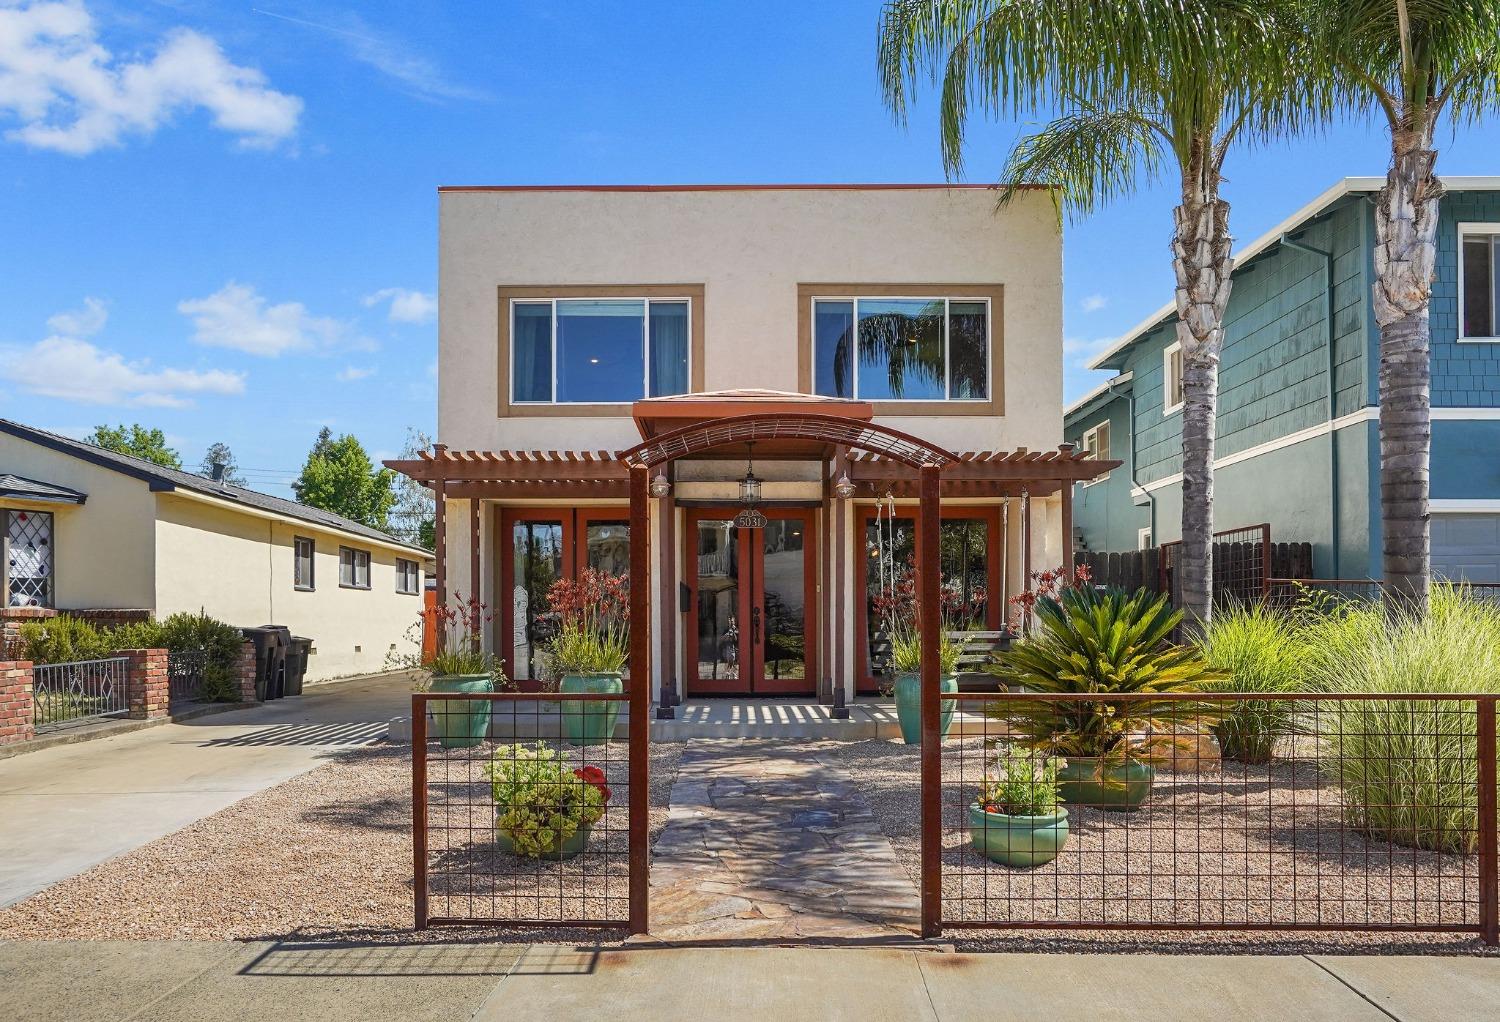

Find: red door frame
<box><xmin>853</xmin><ymin>504</ymin><xmax>1003</xmax><ymax>694</ymax></box>
<box><xmin>498</xmin><ymin>506</ymin><xmax>631</xmax><ymax>690</ymax></box>
<box><xmin>683</xmin><ymin>507</ymin><xmax>818</xmax><ymax>696</ymax></box>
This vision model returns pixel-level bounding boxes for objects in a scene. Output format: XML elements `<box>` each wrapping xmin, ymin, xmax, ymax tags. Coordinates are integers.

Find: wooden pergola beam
<box><xmin>384</xmin><ymin>456</ymin><xmax>629</xmax><ymax>483</ymax></box>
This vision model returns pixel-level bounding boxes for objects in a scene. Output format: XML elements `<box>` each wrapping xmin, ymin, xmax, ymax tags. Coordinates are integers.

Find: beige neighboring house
<box><xmin>393</xmin><ymin>183</ymin><xmax>1108</xmax><ymax>706</ymax></box>
<box><xmin>0</xmin><ymin>418</ymin><xmax>429</xmax><ymax>682</ymax></box>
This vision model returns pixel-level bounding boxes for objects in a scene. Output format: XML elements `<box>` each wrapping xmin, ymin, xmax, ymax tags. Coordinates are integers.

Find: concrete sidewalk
<box><xmin>2</xmin><ymin>940</ymin><xmax>1495</xmax><ymax>1022</ymax></box>
<box><xmin>0</xmin><ymin>674</ymin><xmax>410</xmax><ymax>907</ymax></box>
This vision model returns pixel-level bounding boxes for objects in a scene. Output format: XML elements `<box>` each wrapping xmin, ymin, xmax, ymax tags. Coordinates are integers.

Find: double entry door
<box><xmin>686</xmin><ymin>508</ymin><xmax>817</xmax><ymax>696</ymax></box>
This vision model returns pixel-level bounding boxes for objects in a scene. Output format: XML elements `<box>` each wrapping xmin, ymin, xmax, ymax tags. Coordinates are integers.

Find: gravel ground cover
<box><xmin>828</xmin><ymin>737</ymin><xmax>1497</xmax><ymax>955</ymax></box>
<box><xmin>0</xmin><ymin>741</ymin><xmax>682</xmax><ymax>944</ymax></box>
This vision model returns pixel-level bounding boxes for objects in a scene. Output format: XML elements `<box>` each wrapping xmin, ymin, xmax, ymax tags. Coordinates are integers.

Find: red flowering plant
<box><xmin>872</xmin><ymin>555</ymin><xmax>972</xmax><ymax>679</ymax></box>
<box><xmin>573</xmin><ymin>764</ymin><xmax>612</xmax><ymax>805</ymax></box>
<box><xmin>1008</xmin><ymin>564</ymin><xmax>1093</xmax><ymax>632</ymax></box>
<box><xmin>543</xmin><ymin>568</ymin><xmax>631</xmax><ymax>678</ymax></box>
<box><xmin>387</xmin><ymin>591</ymin><xmax>507</xmax><ymax>691</ymax></box>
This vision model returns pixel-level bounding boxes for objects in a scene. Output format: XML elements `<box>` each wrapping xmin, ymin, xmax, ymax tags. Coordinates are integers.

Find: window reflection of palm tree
<box><xmin>830</xmin><ymin>305</ymin><xmax>945</xmax><ymax>398</ymax></box>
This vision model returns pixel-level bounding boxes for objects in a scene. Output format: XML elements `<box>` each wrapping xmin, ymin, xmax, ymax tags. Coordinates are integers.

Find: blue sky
<box><xmin>2</xmin><ymin>1</ymin><xmax>1498</xmax><ymax>497</ymax></box>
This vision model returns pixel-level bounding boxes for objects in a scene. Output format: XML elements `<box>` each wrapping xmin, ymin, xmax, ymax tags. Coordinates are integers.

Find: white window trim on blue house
<box><xmin>1162</xmin><ymin>341</ymin><xmax>1185</xmax><ymax>415</ymax></box>
<box><xmin>1457</xmin><ymin>222</ymin><xmax>1500</xmax><ymax>343</ymax></box>
<box><xmin>1080</xmin><ymin>420</ymin><xmax>1111</xmax><ymax>486</ymax></box>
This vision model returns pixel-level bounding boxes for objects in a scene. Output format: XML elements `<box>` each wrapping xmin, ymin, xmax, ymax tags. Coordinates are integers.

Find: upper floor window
<box><xmin>293</xmin><ymin>536</ymin><xmax>315</xmax><ymax>591</ymax></box>
<box><xmin>339</xmin><ymin>546</ymin><xmax>371</xmax><ymax>589</ymax></box>
<box><xmin>811</xmin><ymin>296</ymin><xmax>989</xmax><ymax>401</ymax></box>
<box><xmin>1163</xmin><ymin>342</ymin><xmax>1185</xmax><ymax>414</ymax></box>
<box><xmin>396</xmin><ymin>558</ymin><xmax>421</xmax><ymax>595</ymax></box>
<box><xmin>1460</xmin><ymin>224</ymin><xmax>1500</xmax><ymax>341</ymax></box>
<box><xmin>512</xmin><ymin>297</ymin><xmax>690</xmax><ymax>403</ymax></box>
<box><xmin>1081</xmin><ymin>421</ymin><xmax>1111</xmax><ymax>484</ymax></box>
<box><xmin>5</xmin><ymin>509</ymin><xmax>53</xmax><ymax>608</ymax></box>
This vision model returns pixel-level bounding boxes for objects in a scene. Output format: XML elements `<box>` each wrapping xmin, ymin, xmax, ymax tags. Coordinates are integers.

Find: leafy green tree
<box><xmin>198</xmin><ymin>442</ymin><xmax>246</xmax><ymax>485</ymax></box>
<box><xmin>292</xmin><ymin>427</ymin><xmax>397</xmax><ymax>529</ymax></box>
<box><xmin>1302</xmin><ymin>0</ymin><xmax>1500</xmax><ymax>617</ymax></box>
<box><xmin>85</xmin><ymin>423</ymin><xmax>182</xmax><ymax>469</ymax></box>
<box><xmin>879</xmin><ymin>0</ymin><xmax>1306</xmax><ymax>627</ymax></box>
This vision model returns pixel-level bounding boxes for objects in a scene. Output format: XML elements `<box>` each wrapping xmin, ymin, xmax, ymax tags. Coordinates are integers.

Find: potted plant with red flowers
<box><xmin>388</xmin><ymin>594</ymin><xmax>505</xmax><ymax>749</ymax></box>
<box><xmin>543</xmin><ymin>568</ymin><xmax>629</xmax><ymax>745</ymax></box>
<box><xmin>486</xmin><ymin>744</ymin><xmax>610</xmax><ymax>859</ymax></box>
<box><xmin>970</xmin><ymin>748</ymin><xmax>1069</xmax><ymax>867</ymax></box>
<box><xmin>874</xmin><ymin>556</ymin><xmax>977</xmax><ymax>745</ymax></box>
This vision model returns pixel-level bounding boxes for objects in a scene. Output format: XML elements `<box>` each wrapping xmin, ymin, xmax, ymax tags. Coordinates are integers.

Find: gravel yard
<box><xmin>828</xmin><ymin>737</ymin><xmax>1498</xmax><ymax>955</ymax></box>
<box><xmin>0</xmin><ymin>741</ymin><xmax>682</xmax><ymax>944</ymax></box>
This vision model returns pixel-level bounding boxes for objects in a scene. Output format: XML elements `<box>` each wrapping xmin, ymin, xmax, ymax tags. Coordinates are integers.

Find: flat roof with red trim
<box><xmin>437</xmin><ymin>182</ymin><xmax>1052</xmax><ymax>193</ymax></box>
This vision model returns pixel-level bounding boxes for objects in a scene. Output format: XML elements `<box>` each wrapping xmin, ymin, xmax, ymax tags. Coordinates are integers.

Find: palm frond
<box><xmin>997</xmin><ymin>108</ymin><xmax>1169</xmax><ymax>220</ymax></box>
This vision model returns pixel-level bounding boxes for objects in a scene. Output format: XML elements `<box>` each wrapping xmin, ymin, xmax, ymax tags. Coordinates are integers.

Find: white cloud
<box><xmin>178</xmin><ymin>282</ymin><xmax>365</xmax><ymax>356</ymax></box>
<box><xmin>363</xmin><ymin>287</ymin><xmax>435</xmax><ymax>324</ymax></box>
<box><xmin>254</xmin><ymin>9</ymin><xmax>488</xmax><ymax>103</ymax></box>
<box><xmin>0</xmin><ymin>335</ymin><xmax>244</xmax><ymax>407</ymax></box>
<box><xmin>1080</xmin><ymin>293</ymin><xmax>1108</xmax><ymax>313</ymax></box>
<box><xmin>46</xmin><ymin>295</ymin><xmax>106</xmax><ymax>336</ymax></box>
<box><xmin>0</xmin><ymin>1</ymin><xmax>302</xmax><ymax>155</ymax></box>
<box><xmin>336</xmin><ymin>364</ymin><xmax>374</xmax><ymax>382</ymax></box>
<box><xmin>1063</xmin><ymin>335</ymin><xmax>1120</xmax><ymax>368</ymax></box>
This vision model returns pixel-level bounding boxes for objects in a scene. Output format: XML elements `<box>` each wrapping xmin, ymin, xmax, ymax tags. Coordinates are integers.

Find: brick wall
<box><xmin>0</xmin><ymin>607</ymin><xmax>56</xmax><ymax>658</ymax></box>
<box><xmin>119</xmin><ymin>648</ymin><xmax>169</xmax><ymax>721</ymax></box>
<box><xmin>236</xmin><ymin>640</ymin><xmax>259</xmax><ymax>703</ymax></box>
<box><xmin>0</xmin><ymin>660</ymin><xmax>33</xmax><ymax>745</ymax></box>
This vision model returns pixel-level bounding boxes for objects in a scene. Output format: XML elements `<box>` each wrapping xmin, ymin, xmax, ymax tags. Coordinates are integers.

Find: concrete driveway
<box><xmin>0</xmin><ymin>675</ymin><xmax>412</xmax><ymax>907</ymax></box>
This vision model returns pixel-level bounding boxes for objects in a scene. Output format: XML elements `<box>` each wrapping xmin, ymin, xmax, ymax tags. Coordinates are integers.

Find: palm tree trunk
<box><xmin>1173</xmin><ymin>172</ymin><xmax>1234</xmax><ymax>628</ymax></box>
<box><xmin>1372</xmin><ymin>135</ymin><xmax>1439</xmax><ymax>619</ymax></box>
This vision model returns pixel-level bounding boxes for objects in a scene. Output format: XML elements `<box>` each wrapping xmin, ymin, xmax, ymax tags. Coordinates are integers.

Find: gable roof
<box><xmin>0</xmin><ymin>472</ymin><xmax>87</xmax><ymax>505</ymax></box>
<box><xmin>0</xmin><ymin>418</ymin><xmax>427</xmax><ymax>554</ymax></box>
<box><xmin>1063</xmin><ymin>372</ymin><xmax>1133</xmax><ymax>426</ymax></box>
<box><xmin>1086</xmin><ymin>175</ymin><xmax>1500</xmax><ymax>372</ymax></box>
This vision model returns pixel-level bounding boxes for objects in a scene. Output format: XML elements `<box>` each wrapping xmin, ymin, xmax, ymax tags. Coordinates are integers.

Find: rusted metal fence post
<box><xmin>918</xmin><ymin>463</ymin><xmax>942</xmax><ymax>938</ymax></box>
<box><xmin>412</xmin><ymin>693</ymin><xmax>429</xmax><ymax>931</ymax></box>
<box><xmin>1479</xmin><ymin>696</ymin><xmax>1498</xmax><ymax>946</ymax></box>
<box><xmin>628</xmin><ymin>464</ymin><xmax>652</xmax><ymax>935</ymax></box>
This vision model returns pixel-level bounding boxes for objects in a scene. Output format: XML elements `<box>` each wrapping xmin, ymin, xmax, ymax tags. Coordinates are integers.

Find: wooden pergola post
<box><xmin>469</xmin><ymin>498</ymin><xmax>481</xmax><ymax>650</ymax></box>
<box><xmin>918</xmin><ymin>462</ymin><xmax>942</xmax><ymax>938</ymax></box>
<box><xmin>432</xmin><ymin>443</ymin><xmax>447</xmax><ymax>647</ymax></box>
<box><xmin>1060</xmin><ymin>476</ymin><xmax>1074</xmax><ymax>574</ymax></box>
<box><xmin>628</xmin><ymin>463</ymin><xmax>651</xmax><ymax>935</ymax></box>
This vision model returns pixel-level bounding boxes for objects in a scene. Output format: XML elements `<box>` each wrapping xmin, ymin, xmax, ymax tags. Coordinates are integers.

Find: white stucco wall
<box><xmin>436</xmin><ymin>185</ymin><xmax>1063</xmax><ymax>454</ymax></box>
<box><xmin>0</xmin><ymin>438</ymin><xmax>157</xmax><ymax>608</ymax></box>
<box><xmin>153</xmin><ymin>493</ymin><xmax>422</xmax><ymax>682</ymax></box>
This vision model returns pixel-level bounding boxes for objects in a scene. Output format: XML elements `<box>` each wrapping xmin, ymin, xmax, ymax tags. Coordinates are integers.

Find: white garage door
<box><xmin>1431</xmin><ymin>513</ymin><xmax>1500</xmax><ymax>583</ymax></box>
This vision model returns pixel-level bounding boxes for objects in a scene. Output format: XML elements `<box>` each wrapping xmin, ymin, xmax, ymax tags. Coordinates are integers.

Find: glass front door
<box><xmin>686</xmin><ymin>509</ymin><xmax>816</xmax><ymax>696</ymax></box>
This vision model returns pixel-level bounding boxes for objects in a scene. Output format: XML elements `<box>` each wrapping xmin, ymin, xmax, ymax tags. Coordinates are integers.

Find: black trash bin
<box><xmin>241</xmin><ymin>626</ymin><xmax>288</xmax><ymax>700</ymax></box>
<box><xmin>286</xmin><ymin>636</ymin><xmax>313</xmax><ymax>696</ymax></box>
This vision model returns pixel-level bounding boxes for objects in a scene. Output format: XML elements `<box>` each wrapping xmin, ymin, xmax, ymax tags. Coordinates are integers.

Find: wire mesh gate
<box><xmin>927</xmin><ymin>691</ymin><xmax>1499</xmax><ymax>942</ymax></box>
<box><xmin>1158</xmin><ymin>522</ymin><xmax>1271</xmax><ymax>609</ymax></box>
<box><xmin>412</xmin><ymin>691</ymin><xmax>648</xmax><ymax>931</ymax></box>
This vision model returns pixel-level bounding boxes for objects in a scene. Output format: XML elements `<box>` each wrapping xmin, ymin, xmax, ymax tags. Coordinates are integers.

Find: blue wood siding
<box><xmin>1063</xmin><ymin>396</ymin><xmax>1147</xmax><ymax>553</ymax></box>
<box><xmin>1431</xmin><ymin>190</ymin><xmax>1500</xmax><ymax>407</ymax></box>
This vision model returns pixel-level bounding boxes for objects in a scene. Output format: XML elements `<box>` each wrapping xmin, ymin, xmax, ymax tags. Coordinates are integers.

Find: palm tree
<box><xmin>879</xmin><ymin>1</ymin><xmax>1301</xmax><ymax>627</ymax></box>
<box><xmin>1304</xmin><ymin>0</ymin><xmax>1500</xmax><ymax>617</ymax></box>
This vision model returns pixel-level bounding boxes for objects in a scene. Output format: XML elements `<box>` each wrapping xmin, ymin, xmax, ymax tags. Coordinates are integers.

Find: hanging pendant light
<box><xmin>738</xmin><ymin>442</ymin><xmax>762</xmax><ymax>506</ymax></box>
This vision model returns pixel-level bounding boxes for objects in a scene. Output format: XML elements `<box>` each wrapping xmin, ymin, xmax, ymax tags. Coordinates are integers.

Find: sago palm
<box><xmin>879</xmin><ymin>0</ymin><xmax>1308</xmax><ymax>627</ymax></box>
<box><xmin>1298</xmin><ymin>0</ymin><xmax>1500</xmax><ymax>617</ymax></box>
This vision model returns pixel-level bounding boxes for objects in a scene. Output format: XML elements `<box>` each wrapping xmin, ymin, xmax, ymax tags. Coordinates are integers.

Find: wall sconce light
<box><xmin>834</xmin><ymin>472</ymin><xmax>856</xmax><ymax>499</ymax></box>
<box><xmin>649</xmin><ymin>473</ymin><xmax>671</xmax><ymax>498</ymax></box>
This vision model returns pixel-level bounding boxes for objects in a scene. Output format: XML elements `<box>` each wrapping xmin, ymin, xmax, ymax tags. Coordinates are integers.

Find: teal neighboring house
<box><xmin>1065</xmin><ymin>176</ymin><xmax>1500</xmax><ymax>583</ymax></box>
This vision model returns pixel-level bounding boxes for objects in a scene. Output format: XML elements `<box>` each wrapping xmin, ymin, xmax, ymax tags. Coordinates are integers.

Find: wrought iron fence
<box><xmin>1158</xmin><ymin>523</ymin><xmax>1271</xmax><ymax>609</ymax></box>
<box><xmin>167</xmin><ymin>649</ymin><xmax>207</xmax><ymax>705</ymax></box>
<box><xmin>933</xmin><ymin>691</ymin><xmax>1498</xmax><ymax>944</ymax></box>
<box><xmin>32</xmin><ymin>657</ymin><xmax>130</xmax><ymax>732</ymax></box>
<box><xmin>412</xmin><ymin>691</ymin><xmax>646</xmax><ymax>931</ymax></box>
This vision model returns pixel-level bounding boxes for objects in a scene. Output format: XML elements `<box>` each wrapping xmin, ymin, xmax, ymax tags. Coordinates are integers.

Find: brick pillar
<box><xmin>236</xmin><ymin>640</ymin><xmax>259</xmax><ymax>703</ymax></box>
<box><xmin>121</xmin><ymin>648</ymin><xmax>170</xmax><ymax>720</ymax></box>
<box><xmin>0</xmin><ymin>660</ymin><xmax>34</xmax><ymax>746</ymax></box>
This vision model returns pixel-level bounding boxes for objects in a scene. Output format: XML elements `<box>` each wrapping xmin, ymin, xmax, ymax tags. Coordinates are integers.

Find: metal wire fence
<box><xmin>1268</xmin><ymin>578</ymin><xmax>1500</xmax><ymax>609</ymax></box>
<box><xmin>1159</xmin><ymin>523</ymin><xmax>1271</xmax><ymax>610</ymax></box>
<box><xmin>167</xmin><ymin>649</ymin><xmax>207</xmax><ymax>706</ymax></box>
<box><xmin>412</xmin><ymin>691</ymin><xmax>645</xmax><ymax>930</ymax></box>
<box><xmin>936</xmin><ymin>692</ymin><xmax>1498</xmax><ymax>942</ymax></box>
<box><xmin>31</xmin><ymin>657</ymin><xmax>130</xmax><ymax>732</ymax></box>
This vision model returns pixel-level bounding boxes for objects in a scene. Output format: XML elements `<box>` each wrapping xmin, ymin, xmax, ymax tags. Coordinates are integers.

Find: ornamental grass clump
<box><xmin>1313</xmin><ymin>585</ymin><xmax>1500</xmax><ymax>854</ymax></box>
<box><xmin>544</xmin><ymin>568</ymin><xmax>630</xmax><ymax>676</ymax></box>
<box><xmin>1197</xmin><ymin>600</ymin><xmax>1307</xmax><ymax>762</ymax></box>
<box><xmin>485</xmin><ymin>744</ymin><xmax>609</xmax><ymax>858</ymax></box>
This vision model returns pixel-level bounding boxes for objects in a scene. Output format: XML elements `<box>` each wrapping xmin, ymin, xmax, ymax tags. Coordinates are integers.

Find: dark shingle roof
<box><xmin>0</xmin><ymin>418</ymin><xmax>427</xmax><ymax>553</ymax></box>
<box><xmin>0</xmin><ymin>472</ymin><xmax>87</xmax><ymax>504</ymax></box>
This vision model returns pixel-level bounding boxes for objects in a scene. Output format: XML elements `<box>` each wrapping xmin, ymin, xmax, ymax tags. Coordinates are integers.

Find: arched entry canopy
<box><xmin>617</xmin><ymin>411</ymin><xmax>959</xmax><ymax>471</ymax></box>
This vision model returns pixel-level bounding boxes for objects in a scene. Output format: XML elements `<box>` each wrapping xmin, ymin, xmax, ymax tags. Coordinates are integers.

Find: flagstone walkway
<box><xmin>648</xmin><ymin>739</ymin><xmax>921</xmax><ymax>942</ymax></box>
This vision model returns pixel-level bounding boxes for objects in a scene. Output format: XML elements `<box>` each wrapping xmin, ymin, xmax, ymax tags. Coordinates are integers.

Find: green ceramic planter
<box><xmin>1057</xmin><ymin>757</ymin><xmax>1155</xmax><ymax>810</ymax></box>
<box><xmin>968</xmin><ymin>803</ymin><xmax>1070</xmax><ymax>867</ymax></box>
<box><xmin>893</xmin><ymin>672</ymin><xmax>958</xmax><ymax>745</ymax></box>
<box><xmin>427</xmin><ymin>674</ymin><xmax>493</xmax><ymax>749</ymax></box>
<box><xmin>560</xmin><ymin>672</ymin><xmax>623</xmax><ymax>746</ymax></box>
<box><xmin>496</xmin><ymin>820</ymin><xmax>594</xmax><ymax>861</ymax></box>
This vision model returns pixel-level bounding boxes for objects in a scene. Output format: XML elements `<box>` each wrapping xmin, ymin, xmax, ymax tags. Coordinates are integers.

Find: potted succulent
<box><xmin>544</xmin><ymin>568</ymin><xmax>629</xmax><ymax>746</ymax></box>
<box><xmin>388</xmin><ymin>594</ymin><xmax>505</xmax><ymax>749</ymax></box>
<box><xmin>991</xmin><ymin>576</ymin><xmax>1221</xmax><ymax>810</ymax></box>
<box><xmin>486</xmin><ymin>743</ymin><xmax>609</xmax><ymax>859</ymax></box>
<box><xmin>970</xmin><ymin>748</ymin><xmax>1069</xmax><ymax>867</ymax></box>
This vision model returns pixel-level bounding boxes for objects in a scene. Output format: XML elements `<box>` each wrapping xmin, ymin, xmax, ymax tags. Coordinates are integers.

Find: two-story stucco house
<box><xmin>394</xmin><ymin>184</ymin><xmax>1111</xmax><ymax>708</ymax></box>
<box><xmin>1064</xmin><ymin>176</ymin><xmax>1500</xmax><ymax>584</ymax></box>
